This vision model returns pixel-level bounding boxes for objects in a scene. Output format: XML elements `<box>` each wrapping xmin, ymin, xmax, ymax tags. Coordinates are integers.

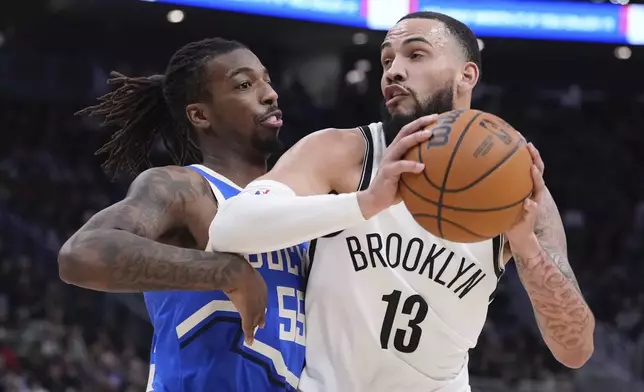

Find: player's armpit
<box><xmin>58</xmin><ymin>166</ymin><xmax>250</xmax><ymax>293</ymax></box>
<box><xmin>209</xmin><ymin>129</ymin><xmax>368</xmax><ymax>254</ymax></box>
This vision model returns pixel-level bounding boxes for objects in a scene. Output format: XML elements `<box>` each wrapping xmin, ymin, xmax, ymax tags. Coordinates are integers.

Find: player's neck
<box><xmin>200</xmin><ymin>150</ymin><xmax>267</xmax><ymax>188</ymax></box>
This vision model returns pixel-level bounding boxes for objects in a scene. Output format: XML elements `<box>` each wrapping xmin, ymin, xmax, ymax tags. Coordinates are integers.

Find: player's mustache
<box><xmin>261</xmin><ymin>106</ymin><xmax>280</xmax><ymax>117</ymax></box>
<box><xmin>388</xmin><ymin>84</ymin><xmax>421</xmax><ymax>106</ymax></box>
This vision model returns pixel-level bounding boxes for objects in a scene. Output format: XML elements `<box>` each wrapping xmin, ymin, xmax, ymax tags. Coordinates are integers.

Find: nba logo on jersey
<box><xmin>144</xmin><ymin>165</ymin><xmax>307</xmax><ymax>392</ymax></box>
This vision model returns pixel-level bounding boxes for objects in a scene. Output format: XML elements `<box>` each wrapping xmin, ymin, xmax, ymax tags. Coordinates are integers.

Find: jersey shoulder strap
<box><xmin>186</xmin><ymin>165</ymin><xmax>243</xmax><ymax>252</ymax></box>
<box><xmin>488</xmin><ymin>234</ymin><xmax>506</xmax><ymax>303</ymax></box>
<box><xmin>187</xmin><ymin>164</ymin><xmax>241</xmax><ymax>204</ymax></box>
<box><xmin>356</xmin><ymin>125</ymin><xmax>375</xmax><ymax>191</ymax></box>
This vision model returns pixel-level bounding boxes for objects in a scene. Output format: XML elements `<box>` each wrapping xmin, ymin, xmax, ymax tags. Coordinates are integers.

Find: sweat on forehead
<box><xmin>384</xmin><ymin>18</ymin><xmax>452</xmax><ymax>46</ymax></box>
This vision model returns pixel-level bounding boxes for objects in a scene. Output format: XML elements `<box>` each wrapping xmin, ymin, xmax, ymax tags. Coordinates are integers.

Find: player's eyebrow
<box><xmin>227</xmin><ymin>67</ymin><xmax>270</xmax><ymax>79</ymax></box>
<box><xmin>381</xmin><ymin>36</ymin><xmax>432</xmax><ymax>51</ymax></box>
<box><xmin>227</xmin><ymin>67</ymin><xmax>254</xmax><ymax>78</ymax></box>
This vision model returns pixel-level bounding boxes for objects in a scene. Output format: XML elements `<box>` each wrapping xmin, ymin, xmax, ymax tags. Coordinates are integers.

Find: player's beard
<box><xmin>381</xmin><ymin>84</ymin><xmax>455</xmax><ymax>146</ymax></box>
<box><xmin>251</xmin><ymin>133</ymin><xmax>284</xmax><ymax>156</ymax></box>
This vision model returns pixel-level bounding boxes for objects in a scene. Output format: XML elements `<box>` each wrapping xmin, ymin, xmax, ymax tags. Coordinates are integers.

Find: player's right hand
<box><xmin>223</xmin><ymin>258</ymin><xmax>268</xmax><ymax>345</ymax></box>
<box><xmin>357</xmin><ymin>114</ymin><xmax>438</xmax><ymax>219</ymax></box>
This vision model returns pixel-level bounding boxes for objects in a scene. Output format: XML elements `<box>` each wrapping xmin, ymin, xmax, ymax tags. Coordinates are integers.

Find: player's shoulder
<box><xmin>296</xmin><ymin>126</ymin><xmax>367</xmax><ymax>167</ymax></box>
<box><xmin>127</xmin><ymin>165</ymin><xmax>212</xmax><ymax>203</ymax></box>
<box><xmin>305</xmin><ymin>126</ymin><xmax>365</xmax><ymax>145</ymax></box>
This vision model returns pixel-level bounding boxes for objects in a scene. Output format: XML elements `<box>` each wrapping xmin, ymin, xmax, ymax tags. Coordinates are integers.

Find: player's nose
<box><xmin>384</xmin><ymin>58</ymin><xmax>407</xmax><ymax>84</ymax></box>
<box><xmin>261</xmin><ymin>84</ymin><xmax>278</xmax><ymax>106</ymax></box>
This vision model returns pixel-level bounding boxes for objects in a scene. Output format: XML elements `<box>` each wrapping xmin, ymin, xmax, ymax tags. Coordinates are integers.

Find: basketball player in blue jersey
<box><xmin>209</xmin><ymin>13</ymin><xmax>594</xmax><ymax>392</ymax></box>
<box><xmin>58</xmin><ymin>38</ymin><xmax>307</xmax><ymax>392</ymax></box>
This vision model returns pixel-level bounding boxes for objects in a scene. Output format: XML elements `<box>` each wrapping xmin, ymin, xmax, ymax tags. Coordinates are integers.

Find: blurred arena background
<box><xmin>1</xmin><ymin>0</ymin><xmax>644</xmax><ymax>391</ymax></box>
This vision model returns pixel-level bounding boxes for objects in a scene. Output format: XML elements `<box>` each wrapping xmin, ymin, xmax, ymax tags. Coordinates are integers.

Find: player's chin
<box><xmin>258</xmin><ymin>123</ymin><xmax>281</xmax><ymax>134</ymax></box>
<box><xmin>387</xmin><ymin>102</ymin><xmax>415</xmax><ymax>117</ymax></box>
<box><xmin>253</xmin><ymin>131</ymin><xmax>283</xmax><ymax>154</ymax></box>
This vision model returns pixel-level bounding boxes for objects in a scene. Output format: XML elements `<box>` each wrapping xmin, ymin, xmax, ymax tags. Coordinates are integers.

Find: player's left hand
<box><xmin>503</xmin><ymin>143</ymin><xmax>545</xmax><ymax>257</ymax></box>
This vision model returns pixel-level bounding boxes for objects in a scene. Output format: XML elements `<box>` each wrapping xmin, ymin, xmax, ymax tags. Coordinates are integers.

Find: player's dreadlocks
<box><xmin>77</xmin><ymin>38</ymin><xmax>247</xmax><ymax>178</ymax></box>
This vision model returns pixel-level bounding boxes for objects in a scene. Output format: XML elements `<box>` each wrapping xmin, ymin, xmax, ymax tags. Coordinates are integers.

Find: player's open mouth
<box><xmin>384</xmin><ymin>84</ymin><xmax>410</xmax><ymax>108</ymax></box>
<box><xmin>385</xmin><ymin>95</ymin><xmax>408</xmax><ymax>108</ymax></box>
<box><xmin>259</xmin><ymin>110</ymin><xmax>283</xmax><ymax>128</ymax></box>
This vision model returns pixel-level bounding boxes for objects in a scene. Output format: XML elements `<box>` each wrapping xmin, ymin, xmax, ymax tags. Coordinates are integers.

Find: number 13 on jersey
<box><xmin>380</xmin><ymin>290</ymin><xmax>429</xmax><ymax>353</ymax></box>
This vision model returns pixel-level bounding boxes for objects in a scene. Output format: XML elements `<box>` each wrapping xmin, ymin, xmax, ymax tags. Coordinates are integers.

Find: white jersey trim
<box><xmin>190</xmin><ymin>164</ymin><xmax>241</xmax><ymax>205</ymax></box>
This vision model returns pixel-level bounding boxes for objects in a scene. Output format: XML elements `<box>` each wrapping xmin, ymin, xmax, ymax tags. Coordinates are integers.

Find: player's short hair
<box><xmin>399</xmin><ymin>11</ymin><xmax>482</xmax><ymax>73</ymax></box>
<box><xmin>77</xmin><ymin>38</ymin><xmax>246</xmax><ymax>178</ymax></box>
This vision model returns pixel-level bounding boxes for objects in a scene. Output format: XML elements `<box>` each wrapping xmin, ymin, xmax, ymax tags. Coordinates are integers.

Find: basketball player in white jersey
<box><xmin>209</xmin><ymin>12</ymin><xmax>595</xmax><ymax>392</ymax></box>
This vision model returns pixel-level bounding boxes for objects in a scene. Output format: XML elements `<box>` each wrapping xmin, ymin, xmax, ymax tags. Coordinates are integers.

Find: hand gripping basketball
<box><xmin>504</xmin><ymin>142</ymin><xmax>547</xmax><ymax>255</ymax></box>
<box><xmin>357</xmin><ymin>114</ymin><xmax>438</xmax><ymax>219</ymax></box>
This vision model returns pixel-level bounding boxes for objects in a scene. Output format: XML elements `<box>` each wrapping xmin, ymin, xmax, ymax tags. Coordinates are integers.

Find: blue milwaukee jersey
<box><xmin>144</xmin><ymin>165</ymin><xmax>307</xmax><ymax>392</ymax></box>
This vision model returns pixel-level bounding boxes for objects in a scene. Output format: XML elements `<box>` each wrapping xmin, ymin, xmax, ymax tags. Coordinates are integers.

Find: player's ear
<box><xmin>186</xmin><ymin>103</ymin><xmax>211</xmax><ymax>130</ymax></box>
<box><xmin>457</xmin><ymin>62</ymin><xmax>479</xmax><ymax>94</ymax></box>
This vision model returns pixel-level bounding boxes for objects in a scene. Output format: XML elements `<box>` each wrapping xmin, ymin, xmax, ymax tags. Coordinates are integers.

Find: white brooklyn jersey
<box><xmin>299</xmin><ymin>123</ymin><xmax>505</xmax><ymax>392</ymax></box>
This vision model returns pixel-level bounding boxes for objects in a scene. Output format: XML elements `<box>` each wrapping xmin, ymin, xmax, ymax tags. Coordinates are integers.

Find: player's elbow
<box><xmin>58</xmin><ymin>238</ymin><xmax>85</xmax><ymax>285</ymax></box>
<box><xmin>555</xmin><ymin>340</ymin><xmax>594</xmax><ymax>369</ymax></box>
<box><xmin>58</xmin><ymin>232</ymin><xmax>107</xmax><ymax>290</ymax></box>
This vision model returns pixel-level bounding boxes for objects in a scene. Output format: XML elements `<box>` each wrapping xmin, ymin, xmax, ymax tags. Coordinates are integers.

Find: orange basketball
<box><xmin>399</xmin><ymin>109</ymin><xmax>533</xmax><ymax>243</ymax></box>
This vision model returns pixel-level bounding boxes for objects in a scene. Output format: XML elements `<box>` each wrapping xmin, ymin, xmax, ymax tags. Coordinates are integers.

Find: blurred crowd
<box><xmin>1</xmin><ymin>58</ymin><xmax>644</xmax><ymax>391</ymax></box>
<box><xmin>0</xmin><ymin>246</ymin><xmax>150</xmax><ymax>392</ymax></box>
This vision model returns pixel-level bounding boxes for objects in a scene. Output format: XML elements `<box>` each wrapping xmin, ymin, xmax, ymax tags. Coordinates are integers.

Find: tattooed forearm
<box><xmin>534</xmin><ymin>188</ymin><xmax>566</xmax><ymax>249</ymax></box>
<box><xmin>59</xmin><ymin>229</ymin><xmax>247</xmax><ymax>292</ymax></box>
<box><xmin>513</xmin><ymin>188</ymin><xmax>594</xmax><ymax>367</ymax></box>
<box><xmin>533</xmin><ymin>188</ymin><xmax>581</xmax><ymax>291</ymax></box>
<box><xmin>514</xmin><ymin>250</ymin><xmax>593</xmax><ymax>355</ymax></box>
<box><xmin>58</xmin><ymin>166</ymin><xmax>245</xmax><ymax>292</ymax></box>
<box><xmin>540</xmin><ymin>242</ymin><xmax>580</xmax><ymax>292</ymax></box>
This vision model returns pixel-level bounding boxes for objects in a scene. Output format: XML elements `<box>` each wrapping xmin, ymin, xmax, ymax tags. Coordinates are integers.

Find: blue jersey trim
<box><xmin>179</xmin><ymin>315</ymin><xmax>291</xmax><ymax>390</ymax></box>
<box><xmin>187</xmin><ymin>165</ymin><xmax>240</xmax><ymax>200</ymax></box>
<box><xmin>178</xmin><ymin>313</ymin><xmax>237</xmax><ymax>349</ymax></box>
<box><xmin>229</xmin><ymin>326</ymin><xmax>292</xmax><ymax>389</ymax></box>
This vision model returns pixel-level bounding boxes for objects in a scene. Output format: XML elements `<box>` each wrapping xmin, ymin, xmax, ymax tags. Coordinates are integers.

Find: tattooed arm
<box><xmin>504</xmin><ymin>145</ymin><xmax>594</xmax><ymax>369</ymax></box>
<box><xmin>58</xmin><ymin>166</ymin><xmax>250</xmax><ymax>292</ymax></box>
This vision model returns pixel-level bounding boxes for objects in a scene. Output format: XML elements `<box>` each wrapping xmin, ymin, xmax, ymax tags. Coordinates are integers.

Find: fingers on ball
<box><xmin>390</xmin><ymin>160</ymin><xmax>424</xmax><ymax>175</ymax></box>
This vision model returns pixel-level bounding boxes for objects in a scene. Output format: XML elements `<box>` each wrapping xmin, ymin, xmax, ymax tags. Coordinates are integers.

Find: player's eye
<box><xmin>381</xmin><ymin>58</ymin><xmax>392</xmax><ymax>67</ymax></box>
<box><xmin>237</xmin><ymin>81</ymin><xmax>252</xmax><ymax>90</ymax></box>
<box><xmin>410</xmin><ymin>52</ymin><xmax>424</xmax><ymax>60</ymax></box>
